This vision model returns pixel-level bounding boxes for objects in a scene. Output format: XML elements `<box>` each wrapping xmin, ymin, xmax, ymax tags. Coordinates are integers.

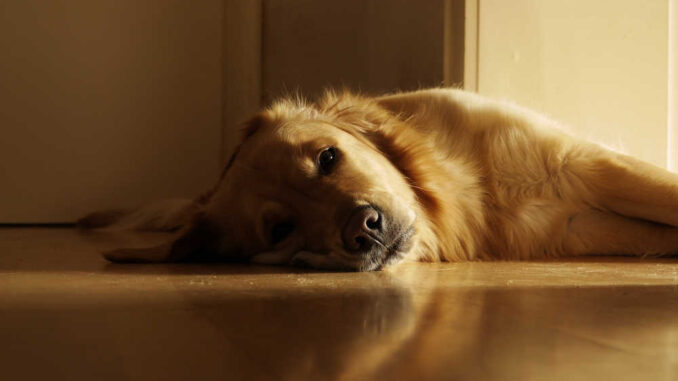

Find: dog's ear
<box><xmin>318</xmin><ymin>89</ymin><xmax>393</xmax><ymax>132</ymax></box>
<box><xmin>166</xmin><ymin>213</ymin><xmax>226</xmax><ymax>261</ymax></box>
<box><xmin>102</xmin><ymin>212</ymin><xmax>240</xmax><ymax>263</ymax></box>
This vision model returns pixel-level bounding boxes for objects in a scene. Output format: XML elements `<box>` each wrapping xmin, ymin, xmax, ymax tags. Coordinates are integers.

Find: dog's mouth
<box><xmin>363</xmin><ymin>226</ymin><xmax>415</xmax><ymax>271</ymax></box>
<box><xmin>288</xmin><ymin>226</ymin><xmax>415</xmax><ymax>272</ymax></box>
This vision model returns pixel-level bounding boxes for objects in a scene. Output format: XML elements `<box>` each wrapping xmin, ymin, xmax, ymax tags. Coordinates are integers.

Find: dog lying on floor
<box><xmin>80</xmin><ymin>88</ymin><xmax>678</xmax><ymax>271</ymax></box>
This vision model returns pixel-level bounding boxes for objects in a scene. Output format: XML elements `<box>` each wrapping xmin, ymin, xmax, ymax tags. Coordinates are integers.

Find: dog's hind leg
<box><xmin>565</xmin><ymin>210</ymin><xmax>678</xmax><ymax>257</ymax></box>
<box><xmin>78</xmin><ymin>198</ymin><xmax>199</xmax><ymax>232</ymax></box>
<box><xmin>103</xmin><ymin>242</ymin><xmax>176</xmax><ymax>263</ymax></box>
<box><xmin>572</xmin><ymin>147</ymin><xmax>678</xmax><ymax>227</ymax></box>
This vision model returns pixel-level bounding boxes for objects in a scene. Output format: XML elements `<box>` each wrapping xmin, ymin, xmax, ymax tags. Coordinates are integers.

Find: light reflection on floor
<box><xmin>1</xmin><ymin>228</ymin><xmax>676</xmax><ymax>380</ymax></box>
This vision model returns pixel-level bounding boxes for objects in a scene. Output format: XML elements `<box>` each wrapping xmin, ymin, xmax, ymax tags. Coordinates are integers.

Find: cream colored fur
<box><xmin>81</xmin><ymin>88</ymin><xmax>678</xmax><ymax>270</ymax></box>
<box><xmin>379</xmin><ymin>89</ymin><xmax>678</xmax><ymax>262</ymax></box>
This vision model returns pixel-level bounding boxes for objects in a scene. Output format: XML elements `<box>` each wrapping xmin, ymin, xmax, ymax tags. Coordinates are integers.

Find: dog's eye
<box><xmin>318</xmin><ymin>146</ymin><xmax>338</xmax><ymax>175</ymax></box>
<box><xmin>270</xmin><ymin>221</ymin><xmax>295</xmax><ymax>245</ymax></box>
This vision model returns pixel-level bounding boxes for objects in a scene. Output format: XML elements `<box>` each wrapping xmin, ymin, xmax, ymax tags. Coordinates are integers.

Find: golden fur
<box><xmin>81</xmin><ymin>88</ymin><xmax>678</xmax><ymax>271</ymax></box>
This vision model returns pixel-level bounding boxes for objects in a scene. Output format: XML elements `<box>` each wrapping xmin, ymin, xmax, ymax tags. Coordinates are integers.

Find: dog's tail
<box><xmin>77</xmin><ymin>198</ymin><xmax>200</xmax><ymax>232</ymax></box>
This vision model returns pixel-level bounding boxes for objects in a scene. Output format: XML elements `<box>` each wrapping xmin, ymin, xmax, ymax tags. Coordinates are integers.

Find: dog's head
<box><xmin>107</xmin><ymin>91</ymin><xmax>461</xmax><ymax>271</ymax></box>
<box><xmin>198</xmin><ymin>92</ymin><xmax>429</xmax><ymax>271</ymax></box>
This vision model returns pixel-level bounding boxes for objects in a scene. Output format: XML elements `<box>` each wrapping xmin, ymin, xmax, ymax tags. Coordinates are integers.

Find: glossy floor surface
<box><xmin>1</xmin><ymin>228</ymin><xmax>677</xmax><ymax>380</ymax></box>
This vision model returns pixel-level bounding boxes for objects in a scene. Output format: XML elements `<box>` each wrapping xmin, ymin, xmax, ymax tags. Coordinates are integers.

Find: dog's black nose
<box><xmin>342</xmin><ymin>206</ymin><xmax>383</xmax><ymax>253</ymax></box>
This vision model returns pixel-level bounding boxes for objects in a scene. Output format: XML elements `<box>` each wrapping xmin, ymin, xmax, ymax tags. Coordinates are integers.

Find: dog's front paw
<box><xmin>290</xmin><ymin>251</ymin><xmax>354</xmax><ymax>271</ymax></box>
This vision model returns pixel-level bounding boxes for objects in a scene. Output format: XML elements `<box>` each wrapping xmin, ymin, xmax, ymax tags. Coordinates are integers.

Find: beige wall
<box><xmin>0</xmin><ymin>1</ymin><xmax>223</xmax><ymax>222</ymax></box>
<box><xmin>262</xmin><ymin>0</ymin><xmax>450</xmax><ymax>102</ymax></box>
<box><xmin>477</xmin><ymin>0</ymin><xmax>670</xmax><ymax>168</ymax></box>
<box><xmin>0</xmin><ymin>1</ymin><xmax>466</xmax><ymax>223</ymax></box>
<box><xmin>1</xmin><ymin>1</ymin><xmax>462</xmax><ymax>223</ymax></box>
<box><xmin>11</xmin><ymin>1</ymin><xmax>665</xmax><ymax>221</ymax></box>
<box><xmin>670</xmin><ymin>0</ymin><xmax>678</xmax><ymax>171</ymax></box>
<box><xmin>222</xmin><ymin>0</ymin><xmax>261</xmax><ymax>165</ymax></box>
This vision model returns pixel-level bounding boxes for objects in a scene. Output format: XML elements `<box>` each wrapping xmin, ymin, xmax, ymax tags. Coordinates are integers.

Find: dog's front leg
<box><xmin>290</xmin><ymin>251</ymin><xmax>355</xmax><ymax>271</ymax></box>
<box><xmin>250</xmin><ymin>248</ymin><xmax>297</xmax><ymax>265</ymax></box>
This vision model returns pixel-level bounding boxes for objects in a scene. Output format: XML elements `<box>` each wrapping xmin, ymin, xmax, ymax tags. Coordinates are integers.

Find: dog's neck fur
<box><xmin>367</xmin><ymin>117</ymin><xmax>487</xmax><ymax>262</ymax></box>
<box><xmin>313</xmin><ymin>91</ymin><xmax>488</xmax><ymax>262</ymax></box>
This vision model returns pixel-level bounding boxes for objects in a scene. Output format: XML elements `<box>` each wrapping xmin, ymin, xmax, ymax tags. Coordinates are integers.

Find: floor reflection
<box><xmin>1</xmin><ymin>228</ymin><xmax>676</xmax><ymax>380</ymax></box>
<box><xmin>176</xmin><ymin>270</ymin><xmax>677</xmax><ymax>380</ymax></box>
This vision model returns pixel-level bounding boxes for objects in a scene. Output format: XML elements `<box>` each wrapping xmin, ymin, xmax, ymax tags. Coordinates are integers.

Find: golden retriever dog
<box><xmin>80</xmin><ymin>88</ymin><xmax>678</xmax><ymax>271</ymax></box>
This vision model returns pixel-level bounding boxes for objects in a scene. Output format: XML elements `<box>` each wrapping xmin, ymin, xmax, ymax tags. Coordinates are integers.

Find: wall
<box><xmin>0</xmin><ymin>1</ymin><xmax>223</xmax><ymax>222</ymax></box>
<box><xmin>262</xmin><ymin>0</ymin><xmax>451</xmax><ymax>102</ymax></box>
<box><xmin>477</xmin><ymin>0</ymin><xmax>670</xmax><ymax>168</ymax></box>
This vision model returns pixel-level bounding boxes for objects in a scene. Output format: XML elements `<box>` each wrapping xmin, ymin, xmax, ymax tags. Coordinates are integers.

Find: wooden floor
<box><xmin>1</xmin><ymin>228</ymin><xmax>677</xmax><ymax>380</ymax></box>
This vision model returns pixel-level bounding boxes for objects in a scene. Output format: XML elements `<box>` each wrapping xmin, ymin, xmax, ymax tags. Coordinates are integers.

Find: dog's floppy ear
<box><xmin>166</xmin><ymin>213</ymin><xmax>226</xmax><ymax>261</ymax></box>
<box><xmin>102</xmin><ymin>212</ymin><xmax>233</xmax><ymax>263</ymax></box>
<box><xmin>318</xmin><ymin>90</ymin><xmax>393</xmax><ymax>132</ymax></box>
